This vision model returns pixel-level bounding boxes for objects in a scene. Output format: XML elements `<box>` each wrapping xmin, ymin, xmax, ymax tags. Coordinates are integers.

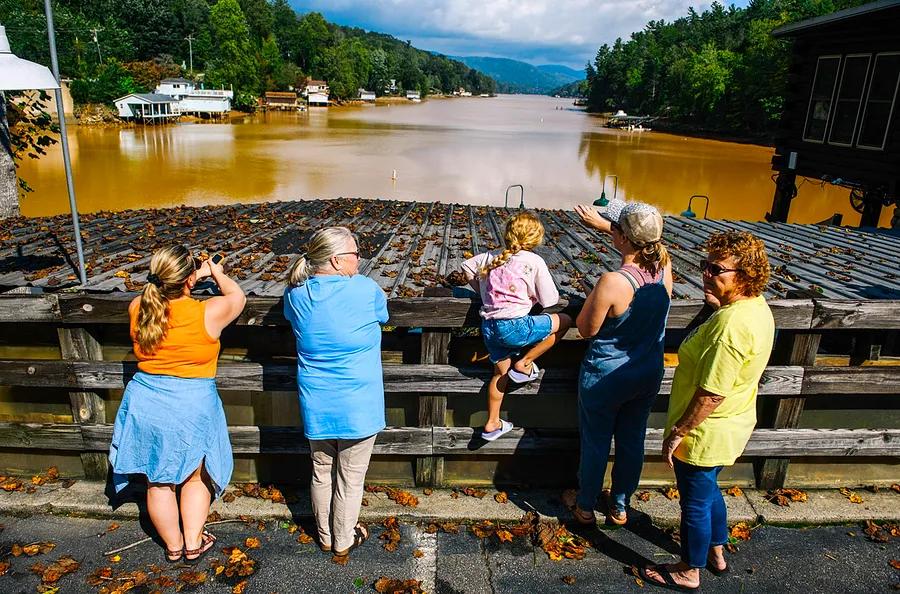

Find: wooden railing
<box><xmin>1</xmin><ymin>293</ymin><xmax>898</xmax><ymax>489</ymax></box>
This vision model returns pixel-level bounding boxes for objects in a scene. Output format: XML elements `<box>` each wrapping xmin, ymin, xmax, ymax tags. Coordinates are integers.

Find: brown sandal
<box><xmin>164</xmin><ymin>546</ymin><xmax>184</xmax><ymax>563</ymax></box>
<box><xmin>332</xmin><ymin>523</ymin><xmax>369</xmax><ymax>557</ymax></box>
<box><xmin>184</xmin><ymin>530</ymin><xmax>216</xmax><ymax>565</ymax></box>
<box><xmin>561</xmin><ymin>489</ymin><xmax>596</xmax><ymax>525</ymax></box>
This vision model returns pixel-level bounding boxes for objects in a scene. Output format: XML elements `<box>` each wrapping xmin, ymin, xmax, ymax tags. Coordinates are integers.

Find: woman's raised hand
<box><xmin>575</xmin><ymin>204</ymin><xmax>606</xmax><ymax>230</ymax></box>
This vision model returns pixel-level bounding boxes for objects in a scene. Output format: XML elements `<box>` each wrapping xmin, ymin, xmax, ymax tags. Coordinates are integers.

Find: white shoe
<box><xmin>481</xmin><ymin>419</ymin><xmax>514</xmax><ymax>442</ymax></box>
<box><xmin>507</xmin><ymin>362</ymin><xmax>540</xmax><ymax>384</ymax></box>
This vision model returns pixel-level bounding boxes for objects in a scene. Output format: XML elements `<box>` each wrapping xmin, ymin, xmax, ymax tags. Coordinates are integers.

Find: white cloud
<box><xmin>289</xmin><ymin>0</ymin><xmax>728</xmax><ymax>67</ymax></box>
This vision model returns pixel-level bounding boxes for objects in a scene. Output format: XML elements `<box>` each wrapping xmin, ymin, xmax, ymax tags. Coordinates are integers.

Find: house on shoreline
<box><xmin>113</xmin><ymin>93</ymin><xmax>178</xmax><ymax>123</ymax></box>
<box><xmin>303</xmin><ymin>79</ymin><xmax>329</xmax><ymax>107</ymax></box>
<box><xmin>152</xmin><ymin>78</ymin><xmax>233</xmax><ymax>118</ymax></box>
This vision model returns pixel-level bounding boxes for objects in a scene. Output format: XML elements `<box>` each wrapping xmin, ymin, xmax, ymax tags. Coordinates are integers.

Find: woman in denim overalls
<box><xmin>566</xmin><ymin>201</ymin><xmax>672</xmax><ymax>525</ymax></box>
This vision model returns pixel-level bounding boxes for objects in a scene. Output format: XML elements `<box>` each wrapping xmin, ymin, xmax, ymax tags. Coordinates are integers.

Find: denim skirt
<box><xmin>109</xmin><ymin>371</ymin><xmax>233</xmax><ymax>498</ymax></box>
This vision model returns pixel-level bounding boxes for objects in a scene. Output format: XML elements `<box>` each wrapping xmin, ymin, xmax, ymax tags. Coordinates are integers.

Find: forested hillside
<box><xmin>1</xmin><ymin>0</ymin><xmax>497</xmax><ymax>108</ymax></box>
<box><xmin>584</xmin><ymin>0</ymin><xmax>869</xmax><ymax>135</ymax></box>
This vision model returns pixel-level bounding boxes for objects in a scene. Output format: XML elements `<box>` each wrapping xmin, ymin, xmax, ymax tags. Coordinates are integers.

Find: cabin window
<box><xmin>857</xmin><ymin>52</ymin><xmax>900</xmax><ymax>150</ymax></box>
<box><xmin>803</xmin><ymin>56</ymin><xmax>841</xmax><ymax>142</ymax></box>
<box><xmin>828</xmin><ymin>54</ymin><xmax>871</xmax><ymax>146</ymax></box>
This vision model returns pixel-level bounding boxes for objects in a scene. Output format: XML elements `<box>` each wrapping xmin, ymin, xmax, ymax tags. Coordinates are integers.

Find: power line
<box><xmin>89</xmin><ymin>27</ymin><xmax>102</xmax><ymax>63</ymax></box>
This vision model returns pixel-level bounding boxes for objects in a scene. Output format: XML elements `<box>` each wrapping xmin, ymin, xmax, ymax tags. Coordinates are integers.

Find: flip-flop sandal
<box><xmin>637</xmin><ymin>565</ymin><xmax>700</xmax><ymax>592</ymax></box>
<box><xmin>333</xmin><ymin>522</ymin><xmax>369</xmax><ymax>557</ymax></box>
<box><xmin>164</xmin><ymin>546</ymin><xmax>184</xmax><ymax>564</ymax></box>
<box><xmin>507</xmin><ymin>362</ymin><xmax>540</xmax><ymax>384</ymax></box>
<box><xmin>183</xmin><ymin>530</ymin><xmax>216</xmax><ymax>566</ymax></box>
<box><xmin>706</xmin><ymin>553</ymin><xmax>729</xmax><ymax>575</ymax></box>
<box><xmin>481</xmin><ymin>419</ymin><xmax>513</xmax><ymax>442</ymax></box>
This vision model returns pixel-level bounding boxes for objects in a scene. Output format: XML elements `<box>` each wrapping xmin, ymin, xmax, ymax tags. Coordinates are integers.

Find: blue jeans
<box><xmin>576</xmin><ymin>384</ymin><xmax>655</xmax><ymax>513</ymax></box>
<box><xmin>481</xmin><ymin>314</ymin><xmax>553</xmax><ymax>363</ymax></box>
<box><xmin>673</xmin><ymin>458</ymin><xmax>729</xmax><ymax>568</ymax></box>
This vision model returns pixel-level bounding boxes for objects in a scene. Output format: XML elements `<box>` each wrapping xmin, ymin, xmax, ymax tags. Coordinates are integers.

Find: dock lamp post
<box><xmin>681</xmin><ymin>194</ymin><xmax>710</xmax><ymax>219</ymax></box>
<box><xmin>0</xmin><ymin>9</ymin><xmax>88</xmax><ymax>286</ymax></box>
<box><xmin>593</xmin><ymin>174</ymin><xmax>618</xmax><ymax>207</ymax></box>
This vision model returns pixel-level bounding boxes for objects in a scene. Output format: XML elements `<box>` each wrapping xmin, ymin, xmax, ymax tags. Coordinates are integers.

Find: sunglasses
<box><xmin>699</xmin><ymin>259</ymin><xmax>742</xmax><ymax>276</ymax></box>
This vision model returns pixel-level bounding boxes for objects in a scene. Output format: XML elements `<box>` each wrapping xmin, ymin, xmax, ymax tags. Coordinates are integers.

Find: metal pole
<box><xmin>44</xmin><ymin>0</ymin><xmax>88</xmax><ymax>286</ymax></box>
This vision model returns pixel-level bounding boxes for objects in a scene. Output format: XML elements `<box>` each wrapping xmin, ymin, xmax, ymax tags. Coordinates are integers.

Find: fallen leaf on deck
<box><xmin>764</xmin><ymin>488</ymin><xmax>808</xmax><ymax>506</ymax></box>
<box><xmin>366</xmin><ymin>485</ymin><xmax>419</xmax><ymax>507</ymax></box>
<box><xmin>331</xmin><ymin>554</ymin><xmax>349</xmax><ymax>566</ymax></box>
<box><xmin>725</xmin><ymin>486</ymin><xmax>743</xmax><ymax>497</ymax></box>
<box><xmin>562</xmin><ymin>575</ymin><xmax>576</xmax><ymax>585</ymax></box>
<box><xmin>244</xmin><ymin>537</ymin><xmax>261</xmax><ymax>549</ymax></box>
<box><xmin>178</xmin><ymin>570</ymin><xmax>207</xmax><ymax>586</ymax></box>
<box><xmin>662</xmin><ymin>487</ymin><xmax>679</xmax><ymax>500</ymax></box>
<box><xmin>413</xmin><ymin>549</ymin><xmax>424</xmax><ymax>558</ymax></box>
<box><xmin>0</xmin><ymin>561</ymin><xmax>9</xmax><ymax>576</ymax></box>
<box><xmin>422</xmin><ymin>488</ymin><xmax>433</xmax><ymax>496</ymax></box>
<box><xmin>891</xmin><ymin>484</ymin><xmax>900</xmax><ymax>495</ymax></box>
<box><xmin>361</xmin><ymin>498</ymin><xmax>369</xmax><ymax>506</ymax></box>
<box><xmin>889</xmin><ymin>559</ymin><xmax>900</xmax><ymax>570</ymax></box>
<box><xmin>31</xmin><ymin>555</ymin><xmax>80</xmax><ymax>583</ymax></box>
<box><xmin>207</xmin><ymin>511</ymin><xmax>223</xmax><ymax>523</ymax></box>
<box><xmin>637</xmin><ymin>491</ymin><xmax>651</xmax><ymax>502</ymax></box>
<box><xmin>223</xmin><ymin>493</ymin><xmax>236</xmax><ymax>503</ymax></box>
<box><xmin>297</xmin><ymin>532</ymin><xmax>313</xmax><ymax>544</ymax></box>
<box><xmin>494</xmin><ymin>491</ymin><xmax>509</xmax><ymax>504</ymax></box>
<box><xmin>232</xmin><ymin>580</ymin><xmax>248</xmax><ymax>594</ymax></box>
<box><xmin>496</xmin><ymin>529</ymin><xmax>513</xmax><ymax>543</ymax></box>
<box><xmin>109</xmin><ymin>554</ymin><xmax>121</xmax><ymax>563</ymax></box>
<box><xmin>470</xmin><ymin>520</ymin><xmax>495</xmax><ymax>539</ymax></box>
<box><xmin>459</xmin><ymin>487</ymin><xmax>487</xmax><ymax>499</ymax></box>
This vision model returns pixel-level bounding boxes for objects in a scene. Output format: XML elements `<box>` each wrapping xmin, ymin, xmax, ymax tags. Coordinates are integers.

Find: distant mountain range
<box><xmin>449</xmin><ymin>56</ymin><xmax>585</xmax><ymax>94</ymax></box>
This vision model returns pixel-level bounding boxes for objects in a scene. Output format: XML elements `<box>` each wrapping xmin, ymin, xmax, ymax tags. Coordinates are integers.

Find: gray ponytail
<box><xmin>286</xmin><ymin>227</ymin><xmax>356</xmax><ymax>287</ymax></box>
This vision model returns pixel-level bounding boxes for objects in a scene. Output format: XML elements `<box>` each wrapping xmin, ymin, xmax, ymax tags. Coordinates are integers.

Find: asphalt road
<box><xmin>0</xmin><ymin>514</ymin><xmax>897</xmax><ymax>593</ymax></box>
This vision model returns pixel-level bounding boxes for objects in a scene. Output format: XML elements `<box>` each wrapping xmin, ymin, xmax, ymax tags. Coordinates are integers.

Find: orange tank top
<box><xmin>130</xmin><ymin>298</ymin><xmax>220</xmax><ymax>378</ymax></box>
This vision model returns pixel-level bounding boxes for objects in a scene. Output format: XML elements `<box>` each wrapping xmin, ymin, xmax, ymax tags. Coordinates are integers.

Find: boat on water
<box><xmin>573</xmin><ymin>97</ymin><xmax>587</xmax><ymax>107</ymax></box>
<box><xmin>606</xmin><ymin>110</ymin><xmax>657</xmax><ymax>129</ymax></box>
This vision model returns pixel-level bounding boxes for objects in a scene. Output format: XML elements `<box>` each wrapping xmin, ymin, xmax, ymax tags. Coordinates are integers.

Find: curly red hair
<box><xmin>704</xmin><ymin>231</ymin><xmax>770</xmax><ymax>297</ymax></box>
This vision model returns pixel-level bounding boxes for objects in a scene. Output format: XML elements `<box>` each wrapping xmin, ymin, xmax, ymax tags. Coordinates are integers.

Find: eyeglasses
<box><xmin>335</xmin><ymin>251</ymin><xmax>360</xmax><ymax>258</ymax></box>
<box><xmin>699</xmin><ymin>259</ymin><xmax>742</xmax><ymax>276</ymax></box>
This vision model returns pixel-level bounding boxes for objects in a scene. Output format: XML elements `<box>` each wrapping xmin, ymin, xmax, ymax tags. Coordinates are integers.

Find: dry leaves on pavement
<box><xmin>222</xmin><ymin>482</ymin><xmax>287</xmax><ymax>504</ymax></box>
<box><xmin>425</xmin><ymin>522</ymin><xmax>459</xmax><ymax>535</ymax></box>
<box><xmin>562</xmin><ymin>575</ymin><xmax>576</xmax><ymax>585</ymax></box>
<box><xmin>366</xmin><ymin>485</ymin><xmax>419</xmax><ymax>507</ymax></box>
<box><xmin>764</xmin><ymin>488</ymin><xmax>808</xmax><ymax>506</ymax></box>
<box><xmin>210</xmin><ymin>546</ymin><xmax>257</xmax><ymax>580</ymax></box>
<box><xmin>891</xmin><ymin>484</ymin><xmax>900</xmax><ymax>495</ymax></box>
<box><xmin>374</xmin><ymin>577</ymin><xmax>425</xmax><ymax>594</ymax></box>
<box><xmin>380</xmin><ymin>517</ymin><xmax>402</xmax><ymax>552</ymax></box>
<box><xmin>661</xmin><ymin>487</ymin><xmax>679</xmax><ymax>500</ymax></box>
<box><xmin>456</xmin><ymin>487</ymin><xmax>488</xmax><ymax>499</ymax></box>
<box><xmin>725</xmin><ymin>486</ymin><xmax>744</xmax><ymax>497</ymax></box>
<box><xmin>636</xmin><ymin>491</ymin><xmax>652</xmax><ymax>502</ymax></box>
<box><xmin>244</xmin><ymin>537</ymin><xmax>261</xmax><ymax>549</ymax></box>
<box><xmin>889</xmin><ymin>560</ymin><xmax>900</xmax><ymax>570</ymax></box>
<box><xmin>494</xmin><ymin>491</ymin><xmax>509</xmax><ymax>504</ymax></box>
<box><xmin>536</xmin><ymin>522</ymin><xmax>590</xmax><ymax>561</ymax></box>
<box><xmin>840</xmin><ymin>488</ymin><xmax>864</xmax><ymax>504</ymax></box>
<box><xmin>11</xmin><ymin>542</ymin><xmax>56</xmax><ymax>557</ymax></box>
<box><xmin>729</xmin><ymin>522</ymin><xmax>752</xmax><ymax>542</ymax></box>
<box><xmin>0</xmin><ymin>561</ymin><xmax>9</xmax><ymax>576</ymax></box>
<box><xmin>30</xmin><ymin>555</ymin><xmax>80</xmax><ymax>584</ymax></box>
<box><xmin>864</xmin><ymin>520</ymin><xmax>900</xmax><ymax>543</ymax></box>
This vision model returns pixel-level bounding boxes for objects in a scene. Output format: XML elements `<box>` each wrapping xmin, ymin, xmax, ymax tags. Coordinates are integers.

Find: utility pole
<box><xmin>90</xmin><ymin>27</ymin><xmax>102</xmax><ymax>63</ymax></box>
<box><xmin>185</xmin><ymin>34</ymin><xmax>194</xmax><ymax>76</ymax></box>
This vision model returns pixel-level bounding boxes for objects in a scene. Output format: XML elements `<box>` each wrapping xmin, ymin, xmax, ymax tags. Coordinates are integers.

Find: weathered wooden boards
<box><xmin>4</xmin><ymin>199</ymin><xmax>900</xmax><ymax>299</ymax></box>
<box><xmin>5</xmin><ymin>293</ymin><xmax>900</xmax><ymax>330</ymax></box>
<box><xmin>0</xmin><ymin>423</ymin><xmax>894</xmax><ymax>457</ymax></box>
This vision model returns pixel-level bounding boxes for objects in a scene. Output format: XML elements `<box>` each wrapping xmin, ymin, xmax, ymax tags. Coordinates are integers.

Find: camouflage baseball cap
<box><xmin>619</xmin><ymin>202</ymin><xmax>664</xmax><ymax>246</ymax></box>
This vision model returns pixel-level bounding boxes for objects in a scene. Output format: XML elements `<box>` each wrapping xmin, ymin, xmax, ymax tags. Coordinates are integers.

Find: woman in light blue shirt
<box><xmin>283</xmin><ymin>227</ymin><xmax>388</xmax><ymax>560</ymax></box>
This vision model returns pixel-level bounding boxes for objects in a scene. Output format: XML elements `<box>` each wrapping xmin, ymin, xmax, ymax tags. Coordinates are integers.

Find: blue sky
<box><xmin>288</xmin><ymin>1</ymin><xmax>750</xmax><ymax>69</ymax></box>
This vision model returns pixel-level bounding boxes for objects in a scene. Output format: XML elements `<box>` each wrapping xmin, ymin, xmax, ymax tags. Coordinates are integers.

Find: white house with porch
<box><xmin>406</xmin><ymin>90</ymin><xmax>421</xmax><ymax>101</ymax></box>
<box><xmin>156</xmin><ymin>77</ymin><xmax>194</xmax><ymax>98</ymax></box>
<box><xmin>153</xmin><ymin>79</ymin><xmax>233</xmax><ymax>117</ymax></box>
<box><xmin>303</xmin><ymin>79</ymin><xmax>329</xmax><ymax>107</ymax></box>
<box><xmin>358</xmin><ymin>88</ymin><xmax>376</xmax><ymax>102</ymax></box>
<box><xmin>113</xmin><ymin>93</ymin><xmax>179</xmax><ymax>123</ymax></box>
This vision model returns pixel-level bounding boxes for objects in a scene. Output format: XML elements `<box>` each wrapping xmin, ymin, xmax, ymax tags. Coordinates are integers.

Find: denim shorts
<box><xmin>482</xmin><ymin>314</ymin><xmax>554</xmax><ymax>363</ymax></box>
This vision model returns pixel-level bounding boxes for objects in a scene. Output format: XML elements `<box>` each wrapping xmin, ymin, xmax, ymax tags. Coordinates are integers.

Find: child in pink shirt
<box><xmin>461</xmin><ymin>211</ymin><xmax>572</xmax><ymax>441</ymax></box>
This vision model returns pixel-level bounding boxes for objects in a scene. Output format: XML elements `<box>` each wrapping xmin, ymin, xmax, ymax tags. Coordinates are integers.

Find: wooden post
<box><xmin>756</xmin><ymin>331</ymin><xmax>820</xmax><ymax>490</ymax></box>
<box><xmin>57</xmin><ymin>326</ymin><xmax>108</xmax><ymax>480</ymax></box>
<box><xmin>850</xmin><ymin>331</ymin><xmax>881</xmax><ymax>366</ymax></box>
<box><xmin>415</xmin><ymin>328</ymin><xmax>450</xmax><ymax>487</ymax></box>
<box><xmin>766</xmin><ymin>171</ymin><xmax>797</xmax><ymax>223</ymax></box>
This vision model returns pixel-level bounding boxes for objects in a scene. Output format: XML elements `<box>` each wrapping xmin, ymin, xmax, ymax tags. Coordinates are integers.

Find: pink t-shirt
<box><xmin>461</xmin><ymin>250</ymin><xmax>559</xmax><ymax>320</ymax></box>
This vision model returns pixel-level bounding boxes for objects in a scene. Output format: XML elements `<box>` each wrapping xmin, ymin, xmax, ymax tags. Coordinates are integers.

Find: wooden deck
<box><xmin>3</xmin><ymin>198</ymin><xmax>899</xmax><ymax>299</ymax></box>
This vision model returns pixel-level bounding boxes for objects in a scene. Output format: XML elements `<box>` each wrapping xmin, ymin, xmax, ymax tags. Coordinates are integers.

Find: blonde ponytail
<box><xmin>286</xmin><ymin>227</ymin><xmax>356</xmax><ymax>287</ymax></box>
<box><xmin>633</xmin><ymin>241</ymin><xmax>670</xmax><ymax>277</ymax></box>
<box><xmin>480</xmin><ymin>211</ymin><xmax>545</xmax><ymax>276</ymax></box>
<box><xmin>135</xmin><ymin>245</ymin><xmax>195</xmax><ymax>355</ymax></box>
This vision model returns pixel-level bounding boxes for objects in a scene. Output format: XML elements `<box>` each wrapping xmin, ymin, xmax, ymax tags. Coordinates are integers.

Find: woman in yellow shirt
<box><xmin>640</xmin><ymin>231</ymin><xmax>774</xmax><ymax>592</ymax></box>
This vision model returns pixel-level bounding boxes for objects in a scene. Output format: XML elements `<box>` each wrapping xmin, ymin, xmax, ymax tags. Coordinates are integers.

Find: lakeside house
<box><xmin>113</xmin><ymin>93</ymin><xmax>179</xmax><ymax>123</ymax></box>
<box><xmin>359</xmin><ymin>88</ymin><xmax>376</xmax><ymax>102</ymax></box>
<box><xmin>303</xmin><ymin>79</ymin><xmax>329</xmax><ymax>107</ymax></box>
<box><xmin>264</xmin><ymin>91</ymin><xmax>300</xmax><ymax>110</ymax></box>
<box><xmin>152</xmin><ymin>78</ymin><xmax>233</xmax><ymax>117</ymax></box>
<box><xmin>406</xmin><ymin>90</ymin><xmax>421</xmax><ymax>102</ymax></box>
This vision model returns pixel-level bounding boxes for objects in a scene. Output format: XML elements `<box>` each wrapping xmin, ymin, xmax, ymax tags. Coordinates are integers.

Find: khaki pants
<box><xmin>309</xmin><ymin>434</ymin><xmax>376</xmax><ymax>552</ymax></box>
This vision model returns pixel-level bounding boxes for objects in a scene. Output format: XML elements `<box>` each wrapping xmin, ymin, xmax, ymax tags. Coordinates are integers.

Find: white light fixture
<box><xmin>0</xmin><ymin>25</ymin><xmax>59</xmax><ymax>90</ymax></box>
<box><xmin>1</xmin><ymin>11</ymin><xmax>88</xmax><ymax>287</ymax></box>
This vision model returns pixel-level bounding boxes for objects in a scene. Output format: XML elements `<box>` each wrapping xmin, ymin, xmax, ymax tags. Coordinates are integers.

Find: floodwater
<box><xmin>17</xmin><ymin>94</ymin><xmax>886</xmax><ymax>225</ymax></box>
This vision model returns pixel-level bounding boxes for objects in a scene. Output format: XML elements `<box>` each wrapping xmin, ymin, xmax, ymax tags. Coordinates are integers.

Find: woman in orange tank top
<box><xmin>109</xmin><ymin>245</ymin><xmax>246</xmax><ymax>564</ymax></box>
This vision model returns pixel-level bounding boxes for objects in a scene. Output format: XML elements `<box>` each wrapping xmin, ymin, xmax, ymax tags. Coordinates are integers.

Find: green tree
<box><xmin>204</xmin><ymin>0</ymin><xmax>259</xmax><ymax>100</ymax></box>
<box><xmin>296</xmin><ymin>11</ymin><xmax>330</xmax><ymax>72</ymax></box>
<box><xmin>259</xmin><ymin>33</ymin><xmax>283</xmax><ymax>91</ymax></box>
<box><xmin>70</xmin><ymin>59</ymin><xmax>143</xmax><ymax>104</ymax></box>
